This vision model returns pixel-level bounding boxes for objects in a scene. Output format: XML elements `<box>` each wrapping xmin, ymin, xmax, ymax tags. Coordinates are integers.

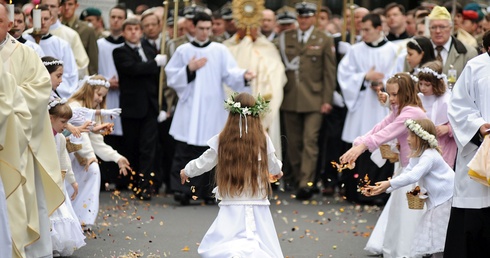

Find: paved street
<box><xmin>72</xmin><ymin>189</ymin><xmax>383</xmax><ymax>258</ymax></box>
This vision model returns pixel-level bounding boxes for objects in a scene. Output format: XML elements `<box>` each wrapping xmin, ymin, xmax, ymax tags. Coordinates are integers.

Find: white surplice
<box><xmin>338</xmin><ymin>40</ymin><xmax>401</xmax><ymax>142</ymax></box>
<box><xmin>165</xmin><ymin>41</ymin><xmax>250</xmax><ymax>146</ymax></box>
<box><xmin>448</xmin><ymin>53</ymin><xmax>490</xmax><ymax>209</ymax></box>
<box><xmin>24</xmin><ymin>33</ymin><xmax>79</xmax><ymax>99</ymax></box>
<box><xmin>97</xmin><ymin>37</ymin><xmax>124</xmax><ymax>135</ymax></box>
<box><xmin>0</xmin><ymin>177</ymin><xmax>12</xmax><ymax>258</ymax></box>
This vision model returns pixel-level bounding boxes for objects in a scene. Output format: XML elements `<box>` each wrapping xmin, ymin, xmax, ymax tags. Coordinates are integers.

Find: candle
<box><xmin>7</xmin><ymin>4</ymin><xmax>14</xmax><ymax>22</ymax></box>
<box><xmin>33</xmin><ymin>8</ymin><xmax>41</xmax><ymax>30</ymax></box>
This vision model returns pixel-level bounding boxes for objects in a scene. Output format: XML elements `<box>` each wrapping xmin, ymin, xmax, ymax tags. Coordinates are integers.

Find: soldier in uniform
<box><xmin>277</xmin><ymin>1</ymin><xmax>336</xmax><ymax>200</ymax></box>
<box><xmin>275</xmin><ymin>5</ymin><xmax>297</xmax><ymax>33</ymax></box>
<box><xmin>60</xmin><ymin>0</ymin><xmax>99</xmax><ymax>75</ymax></box>
<box><xmin>220</xmin><ymin>1</ymin><xmax>236</xmax><ymax>38</ymax></box>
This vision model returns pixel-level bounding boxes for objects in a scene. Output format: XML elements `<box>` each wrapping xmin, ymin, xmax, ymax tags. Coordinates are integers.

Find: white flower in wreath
<box><xmin>233</xmin><ymin>102</ymin><xmax>241</xmax><ymax>108</ymax></box>
<box><xmin>242</xmin><ymin>107</ymin><xmax>251</xmax><ymax>115</ymax></box>
<box><xmin>226</xmin><ymin>98</ymin><xmax>234</xmax><ymax>105</ymax></box>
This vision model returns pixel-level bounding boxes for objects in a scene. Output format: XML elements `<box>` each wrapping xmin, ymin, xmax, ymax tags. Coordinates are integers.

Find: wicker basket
<box><xmin>66</xmin><ymin>140</ymin><xmax>82</xmax><ymax>153</ymax></box>
<box><xmin>380</xmin><ymin>144</ymin><xmax>399</xmax><ymax>163</ymax></box>
<box><xmin>406</xmin><ymin>192</ymin><xmax>426</xmax><ymax>209</ymax></box>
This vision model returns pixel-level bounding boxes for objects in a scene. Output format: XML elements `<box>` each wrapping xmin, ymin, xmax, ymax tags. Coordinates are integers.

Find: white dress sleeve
<box><xmin>184</xmin><ymin>148</ymin><xmax>218</xmax><ymax>178</ymax></box>
<box><xmin>69</xmin><ymin>107</ymin><xmax>95</xmax><ymax>126</ymax></box>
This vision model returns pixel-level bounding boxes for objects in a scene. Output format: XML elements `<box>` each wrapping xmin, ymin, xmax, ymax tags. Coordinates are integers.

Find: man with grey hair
<box><xmin>427</xmin><ymin>5</ymin><xmax>477</xmax><ymax>77</ymax></box>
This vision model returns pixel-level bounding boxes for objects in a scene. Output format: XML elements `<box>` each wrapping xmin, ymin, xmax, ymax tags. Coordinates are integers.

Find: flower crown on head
<box><xmin>409</xmin><ymin>73</ymin><xmax>419</xmax><ymax>83</ymax></box>
<box><xmin>415</xmin><ymin>67</ymin><xmax>447</xmax><ymax>81</ymax></box>
<box><xmin>43</xmin><ymin>60</ymin><xmax>64</xmax><ymax>67</ymax></box>
<box><xmin>48</xmin><ymin>97</ymin><xmax>67</xmax><ymax>110</ymax></box>
<box><xmin>405</xmin><ymin>119</ymin><xmax>438</xmax><ymax>148</ymax></box>
<box><xmin>80</xmin><ymin>75</ymin><xmax>110</xmax><ymax>88</ymax></box>
<box><xmin>224</xmin><ymin>93</ymin><xmax>270</xmax><ymax>117</ymax></box>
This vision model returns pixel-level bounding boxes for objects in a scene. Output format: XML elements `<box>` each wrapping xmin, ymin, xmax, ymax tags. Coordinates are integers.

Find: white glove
<box><xmin>157</xmin><ymin>110</ymin><xmax>167</xmax><ymax>123</ymax></box>
<box><xmin>338</xmin><ymin>41</ymin><xmax>351</xmax><ymax>55</ymax></box>
<box><xmin>154</xmin><ymin>54</ymin><xmax>167</xmax><ymax>67</ymax></box>
<box><xmin>101</xmin><ymin>108</ymin><xmax>122</xmax><ymax>118</ymax></box>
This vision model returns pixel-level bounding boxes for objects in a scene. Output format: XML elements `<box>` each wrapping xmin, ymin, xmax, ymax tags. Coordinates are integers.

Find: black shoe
<box><xmin>322</xmin><ymin>186</ymin><xmax>335</xmax><ymax>196</ymax></box>
<box><xmin>136</xmin><ymin>192</ymin><xmax>152</xmax><ymax>201</ymax></box>
<box><xmin>295</xmin><ymin>187</ymin><xmax>313</xmax><ymax>200</ymax></box>
<box><xmin>174</xmin><ymin>192</ymin><xmax>190</xmax><ymax>206</ymax></box>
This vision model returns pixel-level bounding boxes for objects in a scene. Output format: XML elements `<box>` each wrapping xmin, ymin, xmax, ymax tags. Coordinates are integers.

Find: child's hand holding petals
<box><xmin>180</xmin><ymin>169</ymin><xmax>190</xmax><ymax>185</ymax></box>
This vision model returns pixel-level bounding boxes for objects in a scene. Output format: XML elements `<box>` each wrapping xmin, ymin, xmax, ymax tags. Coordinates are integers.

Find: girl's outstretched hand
<box><xmin>269</xmin><ymin>171</ymin><xmax>283</xmax><ymax>183</ymax></box>
<box><xmin>180</xmin><ymin>169</ymin><xmax>190</xmax><ymax>185</ymax></box>
<box><xmin>117</xmin><ymin>157</ymin><xmax>130</xmax><ymax>176</ymax></box>
<box><xmin>339</xmin><ymin>144</ymin><xmax>367</xmax><ymax>164</ymax></box>
<box><xmin>364</xmin><ymin>180</ymin><xmax>390</xmax><ymax>196</ymax></box>
<box><xmin>66</xmin><ymin>123</ymin><xmax>81</xmax><ymax>138</ymax></box>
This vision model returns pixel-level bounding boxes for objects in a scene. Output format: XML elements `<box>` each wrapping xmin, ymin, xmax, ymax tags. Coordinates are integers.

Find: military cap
<box><xmin>463</xmin><ymin>3</ymin><xmax>485</xmax><ymax>22</ymax></box>
<box><xmin>167</xmin><ymin>11</ymin><xmax>175</xmax><ymax>26</ymax></box>
<box><xmin>295</xmin><ymin>1</ymin><xmax>317</xmax><ymax>17</ymax></box>
<box><xmin>276</xmin><ymin>6</ymin><xmax>297</xmax><ymax>24</ymax></box>
<box><xmin>220</xmin><ymin>2</ymin><xmax>233</xmax><ymax>20</ymax></box>
<box><xmin>183</xmin><ymin>5</ymin><xmax>206</xmax><ymax>19</ymax></box>
<box><xmin>79</xmin><ymin>7</ymin><xmax>102</xmax><ymax>21</ymax></box>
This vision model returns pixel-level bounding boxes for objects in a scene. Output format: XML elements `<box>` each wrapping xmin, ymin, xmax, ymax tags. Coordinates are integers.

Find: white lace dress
<box><xmin>184</xmin><ymin>134</ymin><xmax>284</xmax><ymax>258</ymax></box>
<box><xmin>50</xmin><ymin>134</ymin><xmax>86</xmax><ymax>256</ymax></box>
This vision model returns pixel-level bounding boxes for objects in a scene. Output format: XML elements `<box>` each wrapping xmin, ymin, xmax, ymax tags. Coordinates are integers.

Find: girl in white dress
<box><xmin>48</xmin><ymin>98</ymin><xmax>86</xmax><ymax>256</ymax></box>
<box><xmin>416</xmin><ymin>61</ymin><xmax>457</xmax><ymax>168</ymax></box>
<box><xmin>180</xmin><ymin>92</ymin><xmax>284</xmax><ymax>258</ymax></box>
<box><xmin>67</xmin><ymin>75</ymin><xmax>130</xmax><ymax>228</ymax></box>
<box><xmin>365</xmin><ymin>118</ymin><xmax>454</xmax><ymax>258</ymax></box>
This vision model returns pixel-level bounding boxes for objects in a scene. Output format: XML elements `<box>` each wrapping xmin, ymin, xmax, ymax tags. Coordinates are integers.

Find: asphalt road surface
<box><xmin>71</xmin><ymin>189</ymin><xmax>383</xmax><ymax>258</ymax></box>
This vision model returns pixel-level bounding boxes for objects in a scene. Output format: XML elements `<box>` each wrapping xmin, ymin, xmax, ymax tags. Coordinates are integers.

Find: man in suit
<box><xmin>277</xmin><ymin>2</ymin><xmax>336</xmax><ymax>200</ymax></box>
<box><xmin>113</xmin><ymin>18</ymin><xmax>167</xmax><ymax>200</ymax></box>
<box><xmin>60</xmin><ymin>0</ymin><xmax>99</xmax><ymax>75</ymax></box>
<box><xmin>428</xmin><ymin>5</ymin><xmax>478</xmax><ymax>77</ymax></box>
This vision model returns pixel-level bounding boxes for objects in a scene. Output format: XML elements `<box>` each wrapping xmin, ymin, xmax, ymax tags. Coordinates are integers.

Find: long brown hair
<box><xmin>386</xmin><ymin>72</ymin><xmax>424</xmax><ymax>115</ymax></box>
<box><xmin>409</xmin><ymin>119</ymin><xmax>441</xmax><ymax>157</ymax></box>
<box><xmin>216</xmin><ymin>93</ymin><xmax>271</xmax><ymax>198</ymax></box>
<box><xmin>68</xmin><ymin>75</ymin><xmax>108</xmax><ymax>109</ymax></box>
<box><xmin>417</xmin><ymin>60</ymin><xmax>446</xmax><ymax>96</ymax></box>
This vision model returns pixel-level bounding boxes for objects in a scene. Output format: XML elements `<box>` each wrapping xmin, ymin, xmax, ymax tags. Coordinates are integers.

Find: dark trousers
<box><xmin>99</xmin><ymin>135</ymin><xmax>129</xmax><ymax>190</ymax></box>
<box><xmin>121</xmin><ymin>111</ymin><xmax>159</xmax><ymax>193</ymax></box>
<box><xmin>156</xmin><ymin>117</ymin><xmax>175</xmax><ymax>193</ymax></box>
<box><xmin>444</xmin><ymin>207</ymin><xmax>490</xmax><ymax>258</ymax></box>
<box><xmin>169</xmin><ymin>141</ymin><xmax>214</xmax><ymax>199</ymax></box>
<box><xmin>315</xmin><ymin>106</ymin><xmax>347</xmax><ymax>190</ymax></box>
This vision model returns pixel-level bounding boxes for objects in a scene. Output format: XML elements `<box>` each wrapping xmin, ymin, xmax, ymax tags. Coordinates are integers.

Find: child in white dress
<box><xmin>48</xmin><ymin>98</ymin><xmax>86</xmax><ymax>256</ymax></box>
<box><xmin>365</xmin><ymin>118</ymin><xmax>454</xmax><ymax>258</ymax></box>
<box><xmin>180</xmin><ymin>93</ymin><xmax>284</xmax><ymax>258</ymax></box>
<box><xmin>67</xmin><ymin>75</ymin><xmax>130</xmax><ymax>229</ymax></box>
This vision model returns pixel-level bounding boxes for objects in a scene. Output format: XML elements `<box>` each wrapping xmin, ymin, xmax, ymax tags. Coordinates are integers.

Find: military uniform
<box><xmin>63</xmin><ymin>16</ymin><xmax>99</xmax><ymax>75</ymax></box>
<box><xmin>277</xmin><ymin>2</ymin><xmax>336</xmax><ymax>199</ymax></box>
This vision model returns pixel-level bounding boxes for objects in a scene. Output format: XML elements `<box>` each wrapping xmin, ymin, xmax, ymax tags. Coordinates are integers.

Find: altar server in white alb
<box><xmin>445</xmin><ymin>30</ymin><xmax>490</xmax><ymax>258</ymax></box>
<box><xmin>165</xmin><ymin>12</ymin><xmax>255</xmax><ymax>204</ymax></box>
<box><xmin>24</xmin><ymin>4</ymin><xmax>78</xmax><ymax>98</ymax></box>
<box><xmin>338</xmin><ymin>13</ymin><xmax>401</xmax><ymax>143</ymax></box>
<box><xmin>96</xmin><ymin>5</ymin><xmax>126</xmax><ymax>138</ymax></box>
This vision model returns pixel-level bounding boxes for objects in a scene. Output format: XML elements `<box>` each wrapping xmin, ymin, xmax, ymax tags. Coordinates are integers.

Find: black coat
<box><xmin>113</xmin><ymin>42</ymin><xmax>160</xmax><ymax>119</ymax></box>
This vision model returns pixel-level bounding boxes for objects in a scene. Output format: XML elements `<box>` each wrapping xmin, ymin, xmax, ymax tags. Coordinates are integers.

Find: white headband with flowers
<box><xmin>415</xmin><ymin>67</ymin><xmax>447</xmax><ymax>81</ymax></box>
<box><xmin>224</xmin><ymin>94</ymin><xmax>270</xmax><ymax>138</ymax></box>
<box><xmin>48</xmin><ymin>97</ymin><xmax>67</xmax><ymax>110</ymax></box>
<box><xmin>43</xmin><ymin>60</ymin><xmax>64</xmax><ymax>67</ymax></box>
<box><xmin>79</xmin><ymin>75</ymin><xmax>110</xmax><ymax>88</ymax></box>
<box><xmin>405</xmin><ymin>119</ymin><xmax>438</xmax><ymax>148</ymax></box>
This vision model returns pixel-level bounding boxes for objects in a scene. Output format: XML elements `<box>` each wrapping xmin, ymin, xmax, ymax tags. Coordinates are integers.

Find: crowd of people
<box><xmin>1</xmin><ymin>0</ymin><xmax>490</xmax><ymax>257</ymax></box>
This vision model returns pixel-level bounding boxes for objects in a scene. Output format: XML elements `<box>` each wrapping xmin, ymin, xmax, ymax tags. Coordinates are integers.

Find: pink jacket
<box><xmin>354</xmin><ymin>105</ymin><xmax>427</xmax><ymax>167</ymax></box>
